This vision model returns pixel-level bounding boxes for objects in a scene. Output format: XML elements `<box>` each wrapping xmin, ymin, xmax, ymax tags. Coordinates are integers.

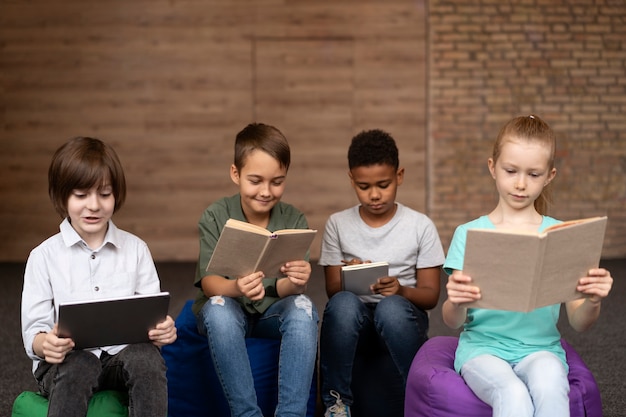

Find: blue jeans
<box><xmin>319</xmin><ymin>291</ymin><xmax>429</xmax><ymax>407</ymax></box>
<box><xmin>36</xmin><ymin>343</ymin><xmax>167</xmax><ymax>417</ymax></box>
<box><xmin>461</xmin><ymin>352</ymin><xmax>570</xmax><ymax>417</ymax></box>
<box><xmin>197</xmin><ymin>294</ymin><xmax>319</xmax><ymax>417</ymax></box>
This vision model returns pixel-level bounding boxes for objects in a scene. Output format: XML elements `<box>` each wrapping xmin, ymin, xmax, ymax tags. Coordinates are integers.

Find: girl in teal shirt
<box><xmin>442</xmin><ymin>115</ymin><xmax>614</xmax><ymax>417</ymax></box>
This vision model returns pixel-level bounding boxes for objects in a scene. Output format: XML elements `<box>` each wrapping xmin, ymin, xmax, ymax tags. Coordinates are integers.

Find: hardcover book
<box><xmin>206</xmin><ymin>218</ymin><xmax>317</xmax><ymax>278</ymax></box>
<box><xmin>462</xmin><ymin>216</ymin><xmax>607</xmax><ymax>312</ymax></box>
<box><xmin>341</xmin><ymin>261</ymin><xmax>390</xmax><ymax>295</ymax></box>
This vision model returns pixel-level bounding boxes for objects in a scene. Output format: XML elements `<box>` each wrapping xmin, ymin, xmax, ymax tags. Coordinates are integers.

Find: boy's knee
<box><xmin>325</xmin><ymin>291</ymin><xmax>361</xmax><ymax>314</ymax></box>
<box><xmin>201</xmin><ymin>296</ymin><xmax>236</xmax><ymax>320</ymax></box>
<box><xmin>63</xmin><ymin>350</ymin><xmax>101</xmax><ymax>375</ymax></box>
<box><xmin>292</xmin><ymin>294</ymin><xmax>319</xmax><ymax>322</ymax></box>
<box><xmin>122</xmin><ymin>343</ymin><xmax>166</xmax><ymax>375</ymax></box>
<box><xmin>375</xmin><ymin>295</ymin><xmax>404</xmax><ymax>315</ymax></box>
<box><xmin>126</xmin><ymin>342</ymin><xmax>162</xmax><ymax>359</ymax></box>
<box><xmin>49</xmin><ymin>350</ymin><xmax>101</xmax><ymax>391</ymax></box>
<box><xmin>375</xmin><ymin>296</ymin><xmax>423</xmax><ymax>327</ymax></box>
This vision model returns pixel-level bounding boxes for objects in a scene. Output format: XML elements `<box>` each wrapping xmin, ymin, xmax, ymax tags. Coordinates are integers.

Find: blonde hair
<box><xmin>492</xmin><ymin>115</ymin><xmax>556</xmax><ymax>215</ymax></box>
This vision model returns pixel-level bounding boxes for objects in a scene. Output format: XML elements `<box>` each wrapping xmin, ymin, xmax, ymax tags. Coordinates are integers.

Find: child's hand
<box><xmin>371</xmin><ymin>276</ymin><xmax>401</xmax><ymax>296</ymax></box>
<box><xmin>149</xmin><ymin>315</ymin><xmax>177</xmax><ymax>347</ymax></box>
<box><xmin>281</xmin><ymin>260</ymin><xmax>311</xmax><ymax>287</ymax></box>
<box><xmin>446</xmin><ymin>271</ymin><xmax>481</xmax><ymax>307</ymax></box>
<box><xmin>42</xmin><ymin>324</ymin><xmax>74</xmax><ymax>364</ymax></box>
<box><xmin>577</xmin><ymin>268</ymin><xmax>613</xmax><ymax>303</ymax></box>
<box><xmin>236</xmin><ymin>271</ymin><xmax>265</xmax><ymax>301</ymax></box>
<box><xmin>341</xmin><ymin>258</ymin><xmax>371</xmax><ymax>266</ymax></box>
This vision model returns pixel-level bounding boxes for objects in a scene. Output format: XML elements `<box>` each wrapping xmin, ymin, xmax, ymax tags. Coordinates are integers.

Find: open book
<box><xmin>462</xmin><ymin>216</ymin><xmax>607</xmax><ymax>312</ymax></box>
<box><xmin>206</xmin><ymin>218</ymin><xmax>317</xmax><ymax>278</ymax></box>
<box><xmin>341</xmin><ymin>261</ymin><xmax>389</xmax><ymax>295</ymax></box>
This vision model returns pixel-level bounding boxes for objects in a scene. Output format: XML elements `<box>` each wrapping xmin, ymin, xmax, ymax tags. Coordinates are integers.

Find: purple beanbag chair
<box><xmin>405</xmin><ymin>336</ymin><xmax>602</xmax><ymax>417</ymax></box>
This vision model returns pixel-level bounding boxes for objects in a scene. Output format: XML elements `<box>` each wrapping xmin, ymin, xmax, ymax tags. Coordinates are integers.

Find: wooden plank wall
<box><xmin>0</xmin><ymin>1</ymin><xmax>427</xmax><ymax>262</ymax></box>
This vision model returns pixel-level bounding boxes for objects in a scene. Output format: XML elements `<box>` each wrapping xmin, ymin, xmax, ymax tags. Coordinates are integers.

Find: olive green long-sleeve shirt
<box><xmin>192</xmin><ymin>193</ymin><xmax>309</xmax><ymax>316</ymax></box>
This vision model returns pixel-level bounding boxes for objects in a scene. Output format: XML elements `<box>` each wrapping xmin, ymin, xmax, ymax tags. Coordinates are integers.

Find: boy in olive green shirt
<box><xmin>193</xmin><ymin>123</ymin><xmax>319</xmax><ymax>417</ymax></box>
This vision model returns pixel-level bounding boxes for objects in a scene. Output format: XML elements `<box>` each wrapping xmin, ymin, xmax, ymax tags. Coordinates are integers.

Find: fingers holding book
<box><xmin>281</xmin><ymin>260</ymin><xmax>312</xmax><ymax>288</ymax></box>
<box><xmin>576</xmin><ymin>268</ymin><xmax>613</xmax><ymax>302</ymax></box>
<box><xmin>446</xmin><ymin>271</ymin><xmax>481</xmax><ymax>307</ymax></box>
<box><xmin>236</xmin><ymin>272</ymin><xmax>266</xmax><ymax>301</ymax></box>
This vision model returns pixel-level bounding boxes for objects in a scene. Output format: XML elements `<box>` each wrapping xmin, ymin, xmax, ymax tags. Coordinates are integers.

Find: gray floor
<box><xmin>2</xmin><ymin>259</ymin><xmax>625</xmax><ymax>416</ymax></box>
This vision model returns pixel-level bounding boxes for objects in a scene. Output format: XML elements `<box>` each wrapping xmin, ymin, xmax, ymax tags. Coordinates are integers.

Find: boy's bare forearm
<box><xmin>400</xmin><ymin>285</ymin><xmax>439</xmax><ymax>310</ymax></box>
<box><xmin>201</xmin><ymin>275</ymin><xmax>241</xmax><ymax>298</ymax></box>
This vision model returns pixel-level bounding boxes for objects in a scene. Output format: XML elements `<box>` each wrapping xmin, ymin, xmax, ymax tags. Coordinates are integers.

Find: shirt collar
<box><xmin>60</xmin><ymin>218</ymin><xmax>121</xmax><ymax>250</ymax></box>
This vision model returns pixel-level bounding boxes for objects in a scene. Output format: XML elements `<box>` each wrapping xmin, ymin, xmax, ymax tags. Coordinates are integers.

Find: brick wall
<box><xmin>428</xmin><ymin>0</ymin><xmax>626</xmax><ymax>258</ymax></box>
<box><xmin>1</xmin><ymin>1</ymin><xmax>624</xmax><ymax>261</ymax></box>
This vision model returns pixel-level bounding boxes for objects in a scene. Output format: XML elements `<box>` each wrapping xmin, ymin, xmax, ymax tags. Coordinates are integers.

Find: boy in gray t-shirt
<box><xmin>318</xmin><ymin>129</ymin><xmax>445</xmax><ymax>417</ymax></box>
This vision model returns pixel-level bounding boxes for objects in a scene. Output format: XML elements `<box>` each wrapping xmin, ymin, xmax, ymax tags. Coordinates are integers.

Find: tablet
<box><xmin>341</xmin><ymin>261</ymin><xmax>389</xmax><ymax>295</ymax></box>
<box><xmin>58</xmin><ymin>292</ymin><xmax>170</xmax><ymax>349</ymax></box>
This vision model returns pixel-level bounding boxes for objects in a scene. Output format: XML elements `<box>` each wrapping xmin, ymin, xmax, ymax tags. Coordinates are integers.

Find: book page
<box><xmin>224</xmin><ymin>218</ymin><xmax>271</xmax><ymax>236</ymax></box>
<box><xmin>256</xmin><ymin>230</ymin><xmax>317</xmax><ymax>277</ymax></box>
<box><xmin>542</xmin><ymin>216</ymin><xmax>605</xmax><ymax>233</ymax></box>
<box><xmin>341</xmin><ymin>261</ymin><xmax>389</xmax><ymax>272</ymax></box>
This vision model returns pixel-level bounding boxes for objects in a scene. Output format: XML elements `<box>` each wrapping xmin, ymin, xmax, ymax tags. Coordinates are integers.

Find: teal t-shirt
<box><xmin>444</xmin><ymin>215</ymin><xmax>568</xmax><ymax>373</ymax></box>
<box><xmin>192</xmin><ymin>193</ymin><xmax>309</xmax><ymax>316</ymax></box>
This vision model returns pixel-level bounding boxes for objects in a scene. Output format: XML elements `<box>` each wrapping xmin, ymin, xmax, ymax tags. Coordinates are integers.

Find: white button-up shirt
<box><xmin>21</xmin><ymin>218</ymin><xmax>161</xmax><ymax>373</ymax></box>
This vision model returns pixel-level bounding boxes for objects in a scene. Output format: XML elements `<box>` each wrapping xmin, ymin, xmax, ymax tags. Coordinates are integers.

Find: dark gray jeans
<box><xmin>35</xmin><ymin>343</ymin><xmax>167</xmax><ymax>417</ymax></box>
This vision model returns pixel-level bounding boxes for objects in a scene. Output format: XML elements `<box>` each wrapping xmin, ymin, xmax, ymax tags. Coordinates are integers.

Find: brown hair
<box><xmin>234</xmin><ymin>123</ymin><xmax>290</xmax><ymax>171</ymax></box>
<box><xmin>48</xmin><ymin>137</ymin><xmax>126</xmax><ymax>218</ymax></box>
<box><xmin>492</xmin><ymin>114</ymin><xmax>556</xmax><ymax>215</ymax></box>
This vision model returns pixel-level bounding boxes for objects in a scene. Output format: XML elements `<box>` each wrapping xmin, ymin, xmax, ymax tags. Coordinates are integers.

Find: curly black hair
<box><xmin>347</xmin><ymin>129</ymin><xmax>399</xmax><ymax>170</ymax></box>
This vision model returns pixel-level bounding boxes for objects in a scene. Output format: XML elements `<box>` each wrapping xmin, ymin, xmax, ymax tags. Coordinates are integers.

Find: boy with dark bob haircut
<box><xmin>193</xmin><ymin>123</ymin><xmax>319</xmax><ymax>417</ymax></box>
<box><xmin>21</xmin><ymin>136</ymin><xmax>177</xmax><ymax>417</ymax></box>
<box><xmin>319</xmin><ymin>129</ymin><xmax>445</xmax><ymax>417</ymax></box>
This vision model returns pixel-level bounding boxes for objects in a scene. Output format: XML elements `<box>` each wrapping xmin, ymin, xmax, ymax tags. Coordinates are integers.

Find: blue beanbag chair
<box><xmin>162</xmin><ymin>300</ymin><xmax>318</xmax><ymax>417</ymax></box>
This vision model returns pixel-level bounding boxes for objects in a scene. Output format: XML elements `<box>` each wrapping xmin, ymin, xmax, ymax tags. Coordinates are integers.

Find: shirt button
<box><xmin>94</xmin><ymin>286</ymin><xmax>100</xmax><ymax>292</ymax></box>
<box><xmin>91</xmin><ymin>254</ymin><xmax>96</xmax><ymax>259</ymax></box>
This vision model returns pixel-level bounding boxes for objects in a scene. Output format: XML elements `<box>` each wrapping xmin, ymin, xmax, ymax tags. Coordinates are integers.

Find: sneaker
<box><xmin>324</xmin><ymin>390</ymin><xmax>351</xmax><ymax>417</ymax></box>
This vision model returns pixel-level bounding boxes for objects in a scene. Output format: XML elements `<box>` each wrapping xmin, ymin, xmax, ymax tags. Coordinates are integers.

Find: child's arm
<box><xmin>201</xmin><ymin>272</ymin><xmax>266</xmax><ymax>301</ymax></box>
<box><xmin>371</xmin><ymin>266</ymin><xmax>441</xmax><ymax>310</ymax></box>
<box><xmin>323</xmin><ymin>265</ymin><xmax>343</xmax><ymax>298</ymax></box>
<box><xmin>566</xmin><ymin>268</ymin><xmax>613</xmax><ymax>332</ymax></box>
<box><xmin>442</xmin><ymin>271</ymin><xmax>481</xmax><ymax>329</ymax></box>
<box><xmin>149</xmin><ymin>315</ymin><xmax>177</xmax><ymax>347</ymax></box>
<box><xmin>32</xmin><ymin>324</ymin><xmax>74</xmax><ymax>364</ymax></box>
<box><xmin>277</xmin><ymin>260</ymin><xmax>312</xmax><ymax>297</ymax></box>
<box><xmin>323</xmin><ymin>258</ymin><xmax>370</xmax><ymax>298</ymax></box>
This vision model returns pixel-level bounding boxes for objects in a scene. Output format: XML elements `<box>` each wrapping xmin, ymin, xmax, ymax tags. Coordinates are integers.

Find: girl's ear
<box><xmin>230</xmin><ymin>164</ymin><xmax>240</xmax><ymax>185</ymax></box>
<box><xmin>488</xmin><ymin>158</ymin><xmax>496</xmax><ymax>179</ymax></box>
<box><xmin>545</xmin><ymin>167</ymin><xmax>557</xmax><ymax>186</ymax></box>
